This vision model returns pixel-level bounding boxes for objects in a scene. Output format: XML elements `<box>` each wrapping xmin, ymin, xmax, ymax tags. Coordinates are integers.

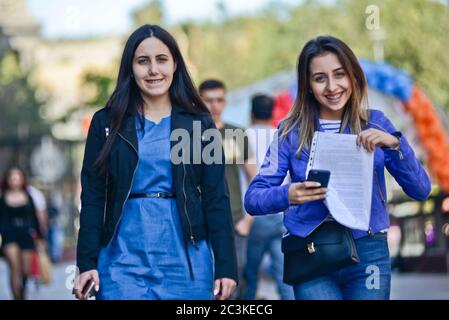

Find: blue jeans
<box><xmin>230</xmin><ymin>233</ymin><xmax>248</xmax><ymax>300</ymax></box>
<box><xmin>293</xmin><ymin>232</ymin><xmax>391</xmax><ymax>300</ymax></box>
<box><xmin>244</xmin><ymin>219</ymin><xmax>294</xmax><ymax>300</ymax></box>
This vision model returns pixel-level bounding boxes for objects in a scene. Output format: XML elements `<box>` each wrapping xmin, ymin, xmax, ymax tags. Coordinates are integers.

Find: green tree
<box><xmin>132</xmin><ymin>0</ymin><xmax>164</xmax><ymax>26</ymax></box>
<box><xmin>0</xmin><ymin>51</ymin><xmax>48</xmax><ymax>140</ymax></box>
<box><xmin>81</xmin><ymin>69</ymin><xmax>116</xmax><ymax>109</ymax></box>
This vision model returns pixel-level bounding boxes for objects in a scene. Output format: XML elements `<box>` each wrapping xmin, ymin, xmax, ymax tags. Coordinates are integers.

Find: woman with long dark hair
<box><xmin>0</xmin><ymin>167</ymin><xmax>44</xmax><ymax>300</ymax></box>
<box><xmin>244</xmin><ymin>36</ymin><xmax>431</xmax><ymax>299</ymax></box>
<box><xmin>74</xmin><ymin>24</ymin><xmax>237</xmax><ymax>300</ymax></box>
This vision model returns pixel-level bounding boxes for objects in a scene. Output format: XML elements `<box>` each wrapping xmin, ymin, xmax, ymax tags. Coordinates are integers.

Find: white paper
<box><xmin>306</xmin><ymin>131</ymin><xmax>374</xmax><ymax>230</ymax></box>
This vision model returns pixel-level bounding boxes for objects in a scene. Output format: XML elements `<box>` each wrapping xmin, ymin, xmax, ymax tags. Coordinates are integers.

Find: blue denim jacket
<box><xmin>244</xmin><ymin>109</ymin><xmax>431</xmax><ymax>239</ymax></box>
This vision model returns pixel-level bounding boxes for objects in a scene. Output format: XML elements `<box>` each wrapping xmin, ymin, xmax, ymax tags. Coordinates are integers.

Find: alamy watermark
<box><xmin>169</xmin><ymin>121</ymin><xmax>280</xmax><ymax>175</ymax></box>
<box><xmin>65</xmin><ymin>264</ymin><xmax>78</xmax><ymax>291</ymax></box>
<box><xmin>64</xmin><ymin>4</ymin><xmax>81</xmax><ymax>33</ymax></box>
<box><xmin>365</xmin><ymin>265</ymin><xmax>381</xmax><ymax>290</ymax></box>
<box><xmin>365</xmin><ymin>5</ymin><xmax>380</xmax><ymax>30</ymax></box>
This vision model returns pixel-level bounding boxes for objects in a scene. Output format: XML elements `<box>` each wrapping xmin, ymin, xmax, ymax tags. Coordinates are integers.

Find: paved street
<box><xmin>1</xmin><ymin>258</ymin><xmax>449</xmax><ymax>300</ymax></box>
<box><xmin>0</xmin><ymin>259</ymin><xmax>74</xmax><ymax>300</ymax></box>
<box><xmin>257</xmin><ymin>271</ymin><xmax>449</xmax><ymax>300</ymax></box>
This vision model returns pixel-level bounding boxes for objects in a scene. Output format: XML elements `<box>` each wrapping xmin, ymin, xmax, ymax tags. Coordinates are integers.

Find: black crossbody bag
<box><xmin>281</xmin><ymin>221</ymin><xmax>360</xmax><ymax>285</ymax></box>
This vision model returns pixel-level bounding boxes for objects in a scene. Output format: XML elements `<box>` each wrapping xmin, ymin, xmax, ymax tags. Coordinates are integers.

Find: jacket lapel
<box><xmin>119</xmin><ymin>113</ymin><xmax>139</xmax><ymax>152</ymax></box>
<box><xmin>117</xmin><ymin>105</ymin><xmax>196</xmax><ymax>154</ymax></box>
<box><xmin>171</xmin><ymin>105</ymin><xmax>195</xmax><ymax>134</ymax></box>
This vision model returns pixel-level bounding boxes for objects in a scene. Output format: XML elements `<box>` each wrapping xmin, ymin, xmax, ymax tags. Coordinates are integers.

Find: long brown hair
<box><xmin>1</xmin><ymin>166</ymin><xmax>28</xmax><ymax>194</ymax></box>
<box><xmin>281</xmin><ymin>35</ymin><xmax>368</xmax><ymax>155</ymax></box>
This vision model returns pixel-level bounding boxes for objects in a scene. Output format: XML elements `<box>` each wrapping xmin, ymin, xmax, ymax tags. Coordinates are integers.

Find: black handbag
<box><xmin>281</xmin><ymin>221</ymin><xmax>360</xmax><ymax>285</ymax></box>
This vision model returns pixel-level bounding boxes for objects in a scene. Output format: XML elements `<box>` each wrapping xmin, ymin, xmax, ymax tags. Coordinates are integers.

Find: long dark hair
<box><xmin>281</xmin><ymin>35</ymin><xmax>368</xmax><ymax>155</ymax></box>
<box><xmin>94</xmin><ymin>24</ymin><xmax>209</xmax><ymax>170</ymax></box>
<box><xmin>1</xmin><ymin>166</ymin><xmax>28</xmax><ymax>194</ymax></box>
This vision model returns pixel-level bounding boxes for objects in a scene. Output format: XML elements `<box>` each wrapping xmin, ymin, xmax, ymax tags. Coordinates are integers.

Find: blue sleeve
<box><xmin>373</xmin><ymin>110</ymin><xmax>431</xmax><ymax>201</ymax></box>
<box><xmin>244</xmin><ymin>127</ymin><xmax>292</xmax><ymax>215</ymax></box>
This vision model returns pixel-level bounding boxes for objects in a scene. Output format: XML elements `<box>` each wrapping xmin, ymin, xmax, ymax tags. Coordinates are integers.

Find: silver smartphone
<box><xmin>82</xmin><ymin>280</ymin><xmax>96</xmax><ymax>299</ymax></box>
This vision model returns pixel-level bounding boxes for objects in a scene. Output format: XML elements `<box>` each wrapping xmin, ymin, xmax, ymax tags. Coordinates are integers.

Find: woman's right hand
<box><xmin>74</xmin><ymin>269</ymin><xmax>100</xmax><ymax>300</ymax></box>
<box><xmin>288</xmin><ymin>182</ymin><xmax>327</xmax><ymax>205</ymax></box>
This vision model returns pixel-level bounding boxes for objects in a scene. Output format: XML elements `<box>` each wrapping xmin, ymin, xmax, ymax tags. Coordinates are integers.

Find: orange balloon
<box><xmin>405</xmin><ymin>100</ymin><xmax>419</xmax><ymax>113</ymax></box>
<box><xmin>82</xmin><ymin>114</ymin><xmax>93</xmax><ymax>136</ymax></box>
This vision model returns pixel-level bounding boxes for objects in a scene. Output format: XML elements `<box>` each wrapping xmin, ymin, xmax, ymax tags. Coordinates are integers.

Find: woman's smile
<box><xmin>144</xmin><ymin>78</ymin><xmax>165</xmax><ymax>86</ymax></box>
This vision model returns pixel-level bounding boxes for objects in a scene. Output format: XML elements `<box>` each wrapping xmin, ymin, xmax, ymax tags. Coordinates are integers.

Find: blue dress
<box><xmin>97</xmin><ymin>115</ymin><xmax>214</xmax><ymax>300</ymax></box>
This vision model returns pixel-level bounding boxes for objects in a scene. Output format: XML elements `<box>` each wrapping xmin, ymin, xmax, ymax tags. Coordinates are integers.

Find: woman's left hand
<box><xmin>357</xmin><ymin>128</ymin><xmax>399</xmax><ymax>153</ymax></box>
<box><xmin>34</xmin><ymin>237</ymin><xmax>47</xmax><ymax>251</ymax></box>
<box><xmin>214</xmin><ymin>278</ymin><xmax>237</xmax><ymax>300</ymax></box>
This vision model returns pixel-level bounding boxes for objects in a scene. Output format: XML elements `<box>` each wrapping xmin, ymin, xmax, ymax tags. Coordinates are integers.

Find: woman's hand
<box><xmin>214</xmin><ymin>278</ymin><xmax>237</xmax><ymax>300</ymax></box>
<box><xmin>357</xmin><ymin>128</ymin><xmax>400</xmax><ymax>153</ymax></box>
<box><xmin>288</xmin><ymin>182</ymin><xmax>327</xmax><ymax>205</ymax></box>
<box><xmin>73</xmin><ymin>269</ymin><xmax>100</xmax><ymax>300</ymax></box>
<box><xmin>34</xmin><ymin>238</ymin><xmax>47</xmax><ymax>251</ymax></box>
<box><xmin>234</xmin><ymin>214</ymin><xmax>253</xmax><ymax>237</ymax></box>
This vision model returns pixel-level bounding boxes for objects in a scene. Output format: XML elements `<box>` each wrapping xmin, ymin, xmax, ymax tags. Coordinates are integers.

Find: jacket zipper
<box><xmin>103</xmin><ymin>175</ymin><xmax>108</xmax><ymax>225</ymax></box>
<box><xmin>368</xmin><ymin>120</ymin><xmax>428</xmax><ymax>197</ymax></box>
<box><xmin>306</xmin><ymin>217</ymin><xmax>327</xmax><ymax>236</ymax></box>
<box><xmin>374</xmin><ymin>170</ymin><xmax>387</xmax><ymax>209</ymax></box>
<box><xmin>103</xmin><ymin>127</ymin><xmax>110</xmax><ymax>225</ymax></box>
<box><xmin>182</xmin><ymin>162</ymin><xmax>197</xmax><ymax>248</ymax></box>
<box><xmin>394</xmin><ymin>148</ymin><xmax>404</xmax><ymax>160</ymax></box>
<box><xmin>397</xmin><ymin>148</ymin><xmax>430</xmax><ymax>196</ymax></box>
<box><xmin>182</xmin><ymin>157</ymin><xmax>196</xmax><ymax>280</ymax></box>
<box><xmin>109</xmin><ymin>132</ymin><xmax>138</xmax><ymax>243</ymax></box>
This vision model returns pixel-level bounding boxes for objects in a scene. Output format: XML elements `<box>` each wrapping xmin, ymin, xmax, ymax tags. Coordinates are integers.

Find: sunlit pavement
<box><xmin>0</xmin><ymin>259</ymin><xmax>75</xmax><ymax>300</ymax></box>
<box><xmin>256</xmin><ymin>271</ymin><xmax>449</xmax><ymax>300</ymax></box>
<box><xmin>1</xmin><ymin>259</ymin><xmax>449</xmax><ymax>300</ymax></box>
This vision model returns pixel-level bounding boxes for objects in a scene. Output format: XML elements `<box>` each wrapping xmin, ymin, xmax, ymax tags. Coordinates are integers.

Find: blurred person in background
<box><xmin>46</xmin><ymin>197</ymin><xmax>64</xmax><ymax>262</ymax></box>
<box><xmin>75</xmin><ymin>24</ymin><xmax>237</xmax><ymax>300</ymax></box>
<box><xmin>243</xmin><ymin>94</ymin><xmax>294</xmax><ymax>300</ymax></box>
<box><xmin>199</xmin><ymin>79</ymin><xmax>257</xmax><ymax>299</ymax></box>
<box><xmin>0</xmin><ymin>167</ymin><xmax>45</xmax><ymax>300</ymax></box>
<box><xmin>27</xmin><ymin>185</ymin><xmax>48</xmax><ymax>241</ymax></box>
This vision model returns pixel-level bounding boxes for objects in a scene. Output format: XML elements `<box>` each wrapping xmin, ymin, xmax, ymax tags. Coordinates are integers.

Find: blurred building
<box><xmin>0</xmin><ymin>0</ymin><xmax>125</xmax><ymax>255</ymax></box>
<box><xmin>32</xmin><ymin>36</ymin><xmax>123</xmax><ymax>140</ymax></box>
<box><xmin>0</xmin><ymin>0</ymin><xmax>40</xmax><ymax>68</ymax></box>
<box><xmin>0</xmin><ymin>0</ymin><xmax>124</xmax><ymax>141</ymax></box>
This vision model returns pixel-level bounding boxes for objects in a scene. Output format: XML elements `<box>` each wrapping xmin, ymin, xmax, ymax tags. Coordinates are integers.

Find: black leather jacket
<box><xmin>76</xmin><ymin>105</ymin><xmax>238</xmax><ymax>282</ymax></box>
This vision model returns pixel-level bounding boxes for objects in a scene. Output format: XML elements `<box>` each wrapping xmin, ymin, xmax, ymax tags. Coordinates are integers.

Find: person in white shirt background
<box><xmin>243</xmin><ymin>94</ymin><xmax>294</xmax><ymax>300</ymax></box>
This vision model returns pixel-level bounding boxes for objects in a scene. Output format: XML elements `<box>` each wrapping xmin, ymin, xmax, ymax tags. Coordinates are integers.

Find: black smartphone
<box><xmin>82</xmin><ymin>279</ymin><xmax>96</xmax><ymax>299</ymax></box>
<box><xmin>306</xmin><ymin>169</ymin><xmax>331</xmax><ymax>188</ymax></box>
